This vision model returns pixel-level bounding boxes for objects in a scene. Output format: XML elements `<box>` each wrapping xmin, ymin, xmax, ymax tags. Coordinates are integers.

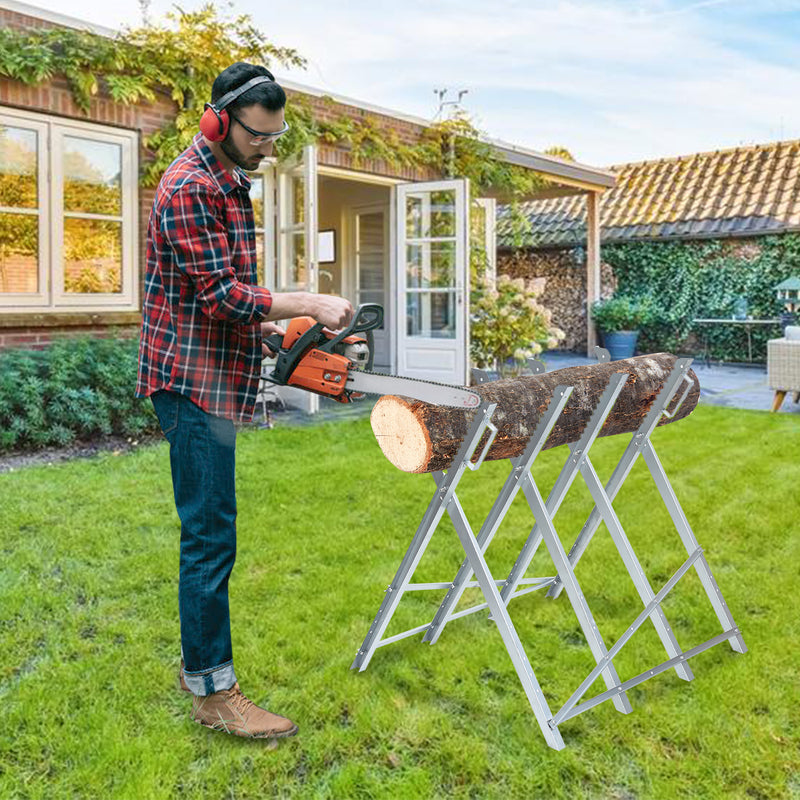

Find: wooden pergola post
<box><xmin>586</xmin><ymin>191</ymin><xmax>601</xmax><ymax>356</ymax></box>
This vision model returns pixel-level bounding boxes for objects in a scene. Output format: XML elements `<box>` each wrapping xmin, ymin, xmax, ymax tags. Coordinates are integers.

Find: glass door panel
<box><xmin>395</xmin><ymin>179</ymin><xmax>469</xmax><ymax>384</ymax></box>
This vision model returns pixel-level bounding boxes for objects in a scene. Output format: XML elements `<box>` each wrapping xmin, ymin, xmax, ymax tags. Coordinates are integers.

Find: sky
<box><xmin>18</xmin><ymin>0</ymin><xmax>800</xmax><ymax>168</ymax></box>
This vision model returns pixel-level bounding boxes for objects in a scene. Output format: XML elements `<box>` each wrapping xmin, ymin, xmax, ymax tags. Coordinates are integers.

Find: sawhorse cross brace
<box><xmin>351</xmin><ymin>352</ymin><xmax>747</xmax><ymax>750</ymax></box>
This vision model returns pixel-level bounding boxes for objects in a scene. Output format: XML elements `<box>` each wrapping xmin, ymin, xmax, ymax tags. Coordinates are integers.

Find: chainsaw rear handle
<box><xmin>317</xmin><ymin>303</ymin><xmax>383</xmax><ymax>354</ymax></box>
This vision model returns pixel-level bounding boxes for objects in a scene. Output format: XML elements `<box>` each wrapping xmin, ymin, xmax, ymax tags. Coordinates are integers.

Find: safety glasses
<box><xmin>231</xmin><ymin>115</ymin><xmax>290</xmax><ymax>145</ymax></box>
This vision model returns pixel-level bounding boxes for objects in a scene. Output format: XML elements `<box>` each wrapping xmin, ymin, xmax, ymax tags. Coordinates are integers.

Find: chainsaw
<box><xmin>261</xmin><ymin>303</ymin><xmax>481</xmax><ymax>409</ymax></box>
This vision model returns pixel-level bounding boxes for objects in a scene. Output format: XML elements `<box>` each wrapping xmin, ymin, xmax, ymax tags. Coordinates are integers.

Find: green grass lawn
<box><xmin>1</xmin><ymin>403</ymin><xmax>798</xmax><ymax>799</ymax></box>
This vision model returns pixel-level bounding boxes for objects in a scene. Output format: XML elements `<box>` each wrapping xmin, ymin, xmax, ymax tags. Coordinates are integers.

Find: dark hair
<box><xmin>211</xmin><ymin>62</ymin><xmax>286</xmax><ymax>114</ymax></box>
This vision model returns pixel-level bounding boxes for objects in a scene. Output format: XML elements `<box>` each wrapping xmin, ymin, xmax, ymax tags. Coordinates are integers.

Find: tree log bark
<box><xmin>370</xmin><ymin>353</ymin><xmax>700</xmax><ymax>473</ymax></box>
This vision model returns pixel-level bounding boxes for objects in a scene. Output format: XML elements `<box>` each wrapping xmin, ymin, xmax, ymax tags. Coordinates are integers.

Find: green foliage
<box><xmin>603</xmin><ymin>234</ymin><xmax>800</xmax><ymax>361</ymax></box>
<box><xmin>0</xmin><ymin>336</ymin><xmax>158</xmax><ymax>452</ymax></box>
<box><xmin>469</xmin><ymin>199</ymin><xmax>565</xmax><ymax>372</ymax></box>
<box><xmin>590</xmin><ymin>294</ymin><xmax>655</xmax><ymax>333</ymax></box>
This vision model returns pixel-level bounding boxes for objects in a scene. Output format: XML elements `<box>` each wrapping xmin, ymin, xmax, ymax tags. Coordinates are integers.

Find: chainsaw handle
<box><xmin>317</xmin><ymin>304</ymin><xmax>383</xmax><ymax>354</ymax></box>
<box><xmin>263</xmin><ymin>332</ymin><xmax>285</xmax><ymax>354</ymax></box>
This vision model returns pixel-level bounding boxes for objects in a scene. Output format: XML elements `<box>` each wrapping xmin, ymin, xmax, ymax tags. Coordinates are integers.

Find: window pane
<box><xmin>292</xmin><ymin>175</ymin><xmax>304</xmax><ymax>224</ymax></box>
<box><xmin>63</xmin><ymin>218</ymin><xmax>122</xmax><ymax>293</ymax></box>
<box><xmin>430</xmin><ymin>190</ymin><xmax>456</xmax><ymax>237</ymax></box>
<box><xmin>0</xmin><ymin>212</ymin><xmax>38</xmax><ymax>293</ymax></box>
<box><xmin>288</xmin><ymin>231</ymin><xmax>306</xmax><ymax>288</ymax></box>
<box><xmin>357</xmin><ymin>212</ymin><xmax>383</xmax><ymax>328</ymax></box>
<box><xmin>406</xmin><ymin>241</ymin><xmax>455</xmax><ymax>289</ymax></box>
<box><xmin>471</xmin><ymin>202</ymin><xmax>486</xmax><ymax>250</ymax></box>
<box><xmin>63</xmin><ymin>136</ymin><xmax>122</xmax><ymax>216</ymax></box>
<box><xmin>249</xmin><ymin>175</ymin><xmax>264</xmax><ymax>227</ymax></box>
<box><xmin>405</xmin><ymin>190</ymin><xmax>456</xmax><ymax>239</ymax></box>
<box><xmin>0</xmin><ymin>125</ymin><xmax>38</xmax><ymax>209</ymax></box>
<box><xmin>254</xmin><ymin>235</ymin><xmax>265</xmax><ymax>287</ymax></box>
<box><xmin>405</xmin><ymin>194</ymin><xmax>422</xmax><ymax>239</ymax></box>
<box><xmin>406</xmin><ymin>291</ymin><xmax>456</xmax><ymax>338</ymax></box>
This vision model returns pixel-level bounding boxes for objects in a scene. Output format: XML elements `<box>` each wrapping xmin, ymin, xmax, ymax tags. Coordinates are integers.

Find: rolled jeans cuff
<box><xmin>183</xmin><ymin>659</ymin><xmax>237</xmax><ymax>696</ymax></box>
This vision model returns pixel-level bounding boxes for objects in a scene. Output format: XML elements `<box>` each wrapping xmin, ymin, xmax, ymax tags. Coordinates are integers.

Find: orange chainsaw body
<box><xmin>281</xmin><ymin>316</ymin><xmax>365</xmax><ymax>403</ymax></box>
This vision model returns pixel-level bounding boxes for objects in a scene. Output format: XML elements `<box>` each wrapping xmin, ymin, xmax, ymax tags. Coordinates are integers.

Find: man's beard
<box><xmin>220</xmin><ymin>136</ymin><xmax>262</xmax><ymax>171</ymax></box>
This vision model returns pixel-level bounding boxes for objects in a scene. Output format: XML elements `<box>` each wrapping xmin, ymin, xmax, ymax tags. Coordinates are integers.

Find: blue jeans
<box><xmin>151</xmin><ymin>390</ymin><xmax>238</xmax><ymax>696</ymax></box>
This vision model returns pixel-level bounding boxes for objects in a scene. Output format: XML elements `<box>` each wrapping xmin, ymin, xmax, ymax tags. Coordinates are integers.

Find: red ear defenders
<box><xmin>199</xmin><ymin>75</ymin><xmax>274</xmax><ymax>142</ymax></box>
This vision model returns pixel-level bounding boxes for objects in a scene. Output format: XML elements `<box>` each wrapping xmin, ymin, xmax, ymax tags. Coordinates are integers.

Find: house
<box><xmin>497</xmin><ymin>139</ymin><xmax>800</xmax><ymax>353</ymax></box>
<box><xmin>0</xmin><ymin>0</ymin><xmax>616</xmax><ymax>411</ymax></box>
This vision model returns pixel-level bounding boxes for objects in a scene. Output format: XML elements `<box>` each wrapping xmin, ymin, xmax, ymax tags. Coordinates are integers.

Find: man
<box><xmin>136</xmin><ymin>62</ymin><xmax>353</xmax><ymax>740</ymax></box>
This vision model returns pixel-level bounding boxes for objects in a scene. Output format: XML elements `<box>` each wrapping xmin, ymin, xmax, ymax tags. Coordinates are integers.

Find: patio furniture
<box><xmin>352</xmin><ymin>351</ymin><xmax>747</xmax><ymax>750</ymax></box>
<box><xmin>767</xmin><ymin>326</ymin><xmax>800</xmax><ymax>412</ymax></box>
<box><xmin>692</xmin><ymin>318</ymin><xmax>782</xmax><ymax>366</ymax></box>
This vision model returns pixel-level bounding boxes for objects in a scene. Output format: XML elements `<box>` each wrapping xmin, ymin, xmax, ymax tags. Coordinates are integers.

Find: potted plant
<box><xmin>590</xmin><ymin>295</ymin><xmax>654</xmax><ymax>359</ymax></box>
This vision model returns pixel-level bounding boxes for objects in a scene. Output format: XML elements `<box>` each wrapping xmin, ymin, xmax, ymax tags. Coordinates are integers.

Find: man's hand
<box><xmin>309</xmin><ymin>294</ymin><xmax>354</xmax><ymax>330</ymax></box>
<box><xmin>261</xmin><ymin>321</ymin><xmax>286</xmax><ymax>358</ymax></box>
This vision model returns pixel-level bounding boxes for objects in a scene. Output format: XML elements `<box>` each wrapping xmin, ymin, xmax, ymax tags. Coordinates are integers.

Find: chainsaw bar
<box><xmin>346</xmin><ymin>369</ymin><xmax>481</xmax><ymax>409</ymax></box>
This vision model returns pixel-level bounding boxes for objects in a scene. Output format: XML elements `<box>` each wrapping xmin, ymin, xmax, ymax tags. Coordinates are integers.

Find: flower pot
<box><xmin>602</xmin><ymin>330</ymin><xmax>639</xmax><ymax>360</ymax></box>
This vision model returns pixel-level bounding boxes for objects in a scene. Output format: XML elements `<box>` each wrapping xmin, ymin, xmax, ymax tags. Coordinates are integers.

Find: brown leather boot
<box><xmin>191</xmin><ymin>682</ymin><xmax>299</xmax><ymax>739</ymax></box>
<box><xmin>178</xmin><ymin>659</ymin><xmax>191</xmax><ymax>693</ymax></box>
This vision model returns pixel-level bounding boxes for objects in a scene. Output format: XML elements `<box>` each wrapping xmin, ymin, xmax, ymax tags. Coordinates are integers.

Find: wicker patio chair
<box><xmin>767</xmin><ymin>326</ymin><xmax>800</xmax><ymax>411</ymax></box>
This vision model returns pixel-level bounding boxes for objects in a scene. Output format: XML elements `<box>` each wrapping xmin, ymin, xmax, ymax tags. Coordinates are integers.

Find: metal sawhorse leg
<box><xmin>351</xmin><ymin>352</ymin><xmax>746</xmax><ymax>750</ymax></box>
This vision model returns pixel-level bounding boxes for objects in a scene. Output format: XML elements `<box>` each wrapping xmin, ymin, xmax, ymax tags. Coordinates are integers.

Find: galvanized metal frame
<box><xmin>351</xmin><ymin>353</ymin><xmax>746</xmax><ymax>750</ymax></box>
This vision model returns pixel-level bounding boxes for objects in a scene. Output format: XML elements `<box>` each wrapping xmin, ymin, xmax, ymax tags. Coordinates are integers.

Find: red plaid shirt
<box><xmin>136</xmin><ymin>133</ymin><xmax>272</xmax><ymax>422</ymax></box>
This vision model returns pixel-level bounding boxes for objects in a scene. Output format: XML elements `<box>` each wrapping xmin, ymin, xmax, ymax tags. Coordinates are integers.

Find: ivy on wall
<box><xmin>603</xmin><ymin>234</ymin><xmax>800</xmax><ymax>362</ymax></box>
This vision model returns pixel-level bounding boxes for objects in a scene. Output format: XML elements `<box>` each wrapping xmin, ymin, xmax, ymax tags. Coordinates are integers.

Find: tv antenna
<box><xmin>434</xmin><ymin>88</ymin><xmax>469</xmax><ymax>120</ymax></box>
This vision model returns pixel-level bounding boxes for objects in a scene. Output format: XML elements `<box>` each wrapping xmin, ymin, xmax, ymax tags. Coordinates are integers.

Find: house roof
<box><xmin>497</xmin><ymin>138</ymin><xmax>800</xmax><ymax>249</ymax></box>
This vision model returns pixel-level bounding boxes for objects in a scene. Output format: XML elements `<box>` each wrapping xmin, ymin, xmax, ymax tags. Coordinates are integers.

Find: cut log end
<box><xmin>370</xmin><ymin>395</ymin><xmax>432</xmax><ymax>473</ymax></box>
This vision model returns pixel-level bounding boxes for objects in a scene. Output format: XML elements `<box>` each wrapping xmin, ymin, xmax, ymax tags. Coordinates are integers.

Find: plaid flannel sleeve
<box><xmin>161</xmin><ymin>182</ymin><xmax>272</xmax><ymax>323</ymax></box>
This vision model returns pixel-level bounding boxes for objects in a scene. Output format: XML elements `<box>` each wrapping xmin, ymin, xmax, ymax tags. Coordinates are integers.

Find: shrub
<box><xmin>0</xmin><ymin>336</ymin><xmax>158</xmax><ymax>452</ymax></box>
<box><xmin>471</xmin><ymin>273</ymin><xmax>566</xmax><ymax>376</ymax></box>
<box><xmin>590</xmin><ymin>294</ymin><xmax>655</xmax><ymax>333</ymax></box>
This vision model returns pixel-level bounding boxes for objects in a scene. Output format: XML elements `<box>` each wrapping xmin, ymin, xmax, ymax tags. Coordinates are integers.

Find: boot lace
<box><xmin>223</xmin><ymin>684</ymin><xmax>257</xmax><ymax>720</ymax></box>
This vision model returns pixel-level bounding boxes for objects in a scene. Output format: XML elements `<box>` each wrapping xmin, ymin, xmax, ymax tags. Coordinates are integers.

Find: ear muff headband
<box><xmin>199</xmin><ymin>74</ymin><xmax>275</xmax><ymax>142</ymax></box>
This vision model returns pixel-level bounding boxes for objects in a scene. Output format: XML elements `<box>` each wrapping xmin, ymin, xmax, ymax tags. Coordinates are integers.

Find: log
<box><xmin>370</xmin><ymin>353</ymin><xmax>700</xmax><ymax>473</ymax></box>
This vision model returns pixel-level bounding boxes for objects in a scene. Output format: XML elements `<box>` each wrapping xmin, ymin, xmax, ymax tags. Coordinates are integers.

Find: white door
<box><xmin>395</xmin><ymin>179</ymin><xmax>470</xmax><ymax>385</ymax></box>
<box><xmin>275</xmin><ymin>144</ymin><xmax>319</xmax><ymax>412</ymax></box>
<box><xmin>354</xmin><ymin>205</ymin><xmax>390</xmax><ymax>369</ymax></box>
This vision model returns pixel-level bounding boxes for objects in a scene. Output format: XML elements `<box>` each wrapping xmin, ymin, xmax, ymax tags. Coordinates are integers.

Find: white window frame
<box><xmin>0</xmin><ymin>106</ymin><xmax>138</xmax><ymax>312</ymax></box>
<box><xmin>244</xmin><ymin>166</ymin><xmax>276</xmax><ymax>290</ymax></box>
